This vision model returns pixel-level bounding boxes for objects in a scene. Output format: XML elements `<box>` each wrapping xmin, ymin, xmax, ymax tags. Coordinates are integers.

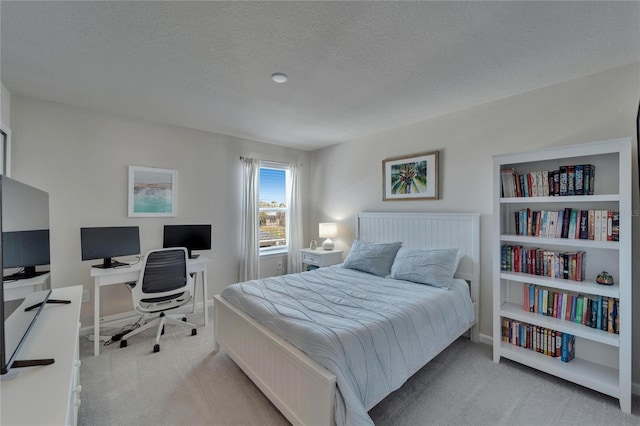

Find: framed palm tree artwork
<box><xmin>382</xmin><ymin>150</ymin><xmax>439</xmax><ymax>201</ymax></box>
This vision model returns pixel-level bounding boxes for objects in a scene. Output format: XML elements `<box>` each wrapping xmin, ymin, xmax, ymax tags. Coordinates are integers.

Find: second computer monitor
<box><xmin>80</xmin><ymin>226</ymin><xmax>141</xmax><ymax>268</ymax></box>
<box><xmin>163</xmin><ymin>225</ymin><xmax>211</xmax><ymax>259</ymax></box>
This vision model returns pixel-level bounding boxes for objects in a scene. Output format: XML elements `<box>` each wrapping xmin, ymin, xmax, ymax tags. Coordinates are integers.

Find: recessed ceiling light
<box><xmin>271</xmin><ymin>73</ymin><xmax>288</xmax><ymax>84</ymax></box>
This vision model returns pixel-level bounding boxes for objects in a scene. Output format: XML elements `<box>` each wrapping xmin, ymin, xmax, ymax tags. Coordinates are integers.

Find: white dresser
<box><xmin>1</xmin><ymin>285</ymin><xmax>83</xmax><ymax>425</ymax></box>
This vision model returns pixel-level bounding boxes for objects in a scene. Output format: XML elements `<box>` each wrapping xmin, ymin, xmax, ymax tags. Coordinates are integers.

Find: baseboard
<box><xmin>479</xmin><ymin>333</ymin><xmax>639</xmax><ymax>396</ymax></box>
<box><xmin>478</xmin><ymin>333</ymin><xmax>492</xmax><ymax>346</ymax></box>
<box><xmin>79</xmin><ymin>298</ymin><xmax>214</xmax><ymax>336</ymax></box>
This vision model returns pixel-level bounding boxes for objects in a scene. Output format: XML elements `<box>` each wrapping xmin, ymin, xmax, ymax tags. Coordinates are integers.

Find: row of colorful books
<box><xmin>500</xmin><ymin>164</ymin><xmax>595</xmax><ymax>198</ymax></box>
<box><xmin>522</xmin><ymin>283</ymin><xmax>619</xmax><ymax>334</ymax></box>
<box><xmin>502</xmin><ymin>318</ymin><xmax>575</xmax><ymax>362</ymax></box>
<box><xmin>501</xmin><ymin>245</ymin><xmax>585</xmax><ymax>281</ymax></box>
<box><xmin>513</xmin><ymin>208</ymin><xmax>619</xmax><ymax>241</ymax></box>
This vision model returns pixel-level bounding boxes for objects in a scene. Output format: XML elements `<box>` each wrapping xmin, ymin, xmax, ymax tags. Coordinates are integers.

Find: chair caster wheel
<box><xmin>191</xmin><ymin>329</ymin><xmax>197</xmax><ymax>336</ymax></box>
<box><xmin>182</xmin><ymin>317</ymin><xmax>187</xmax><ymax>322</ymax></box>
<box><xmin>153</xmin><ymin>344</ymin><xmax>160</xmax><ymax>353</ymax></box>
<box><xmin>120</xmin><ymin>340</ymin><xmax>127</xmax><ymax>348</ymax></box>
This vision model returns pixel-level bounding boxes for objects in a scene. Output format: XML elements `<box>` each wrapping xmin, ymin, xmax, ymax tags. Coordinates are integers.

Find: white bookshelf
<box><xmin>492</xmin><ymin>138</ymin><xmax>632</xmax><ymax>413</ymax></box>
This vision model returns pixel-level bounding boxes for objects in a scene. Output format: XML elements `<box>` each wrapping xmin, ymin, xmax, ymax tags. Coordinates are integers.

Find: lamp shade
<box><xmin>319</xmin><ymin>223</ymin><xmax>337</xmax><ymax>250</ymax></box>
<box><xmin>318</xmin><ymin>223</ymin><xmax>337</xmax><ymax>238</ymax></box>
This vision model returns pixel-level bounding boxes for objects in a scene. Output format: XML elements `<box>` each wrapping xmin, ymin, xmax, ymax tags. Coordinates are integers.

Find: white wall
<box><xmin>309</xmin><ymin>62</ymin><xmax>640</xmax><ymax>381</ymax></box>
<box><xmin>9</xmin><ymin>96</ymin><xmax>310</xmax><ymax>326</ymax></box>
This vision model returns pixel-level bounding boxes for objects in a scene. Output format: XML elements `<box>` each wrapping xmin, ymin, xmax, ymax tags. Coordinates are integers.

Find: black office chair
<box><xmin>120</xmin><ymin>248</ymin><xmax>197</xmax><ymax>353</ymax></box>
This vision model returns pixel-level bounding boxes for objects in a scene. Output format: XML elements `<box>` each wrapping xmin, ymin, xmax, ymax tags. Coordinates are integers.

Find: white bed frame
<box><xmin>214</xmin><ymin>212</ymin><xmax>480</xmax><ymax>426</ymax></box>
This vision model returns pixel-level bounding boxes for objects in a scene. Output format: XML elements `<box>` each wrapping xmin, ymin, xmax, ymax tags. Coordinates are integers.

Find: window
<box><xmin>259</xmin><ymin>164</ymin><xmax>289</xmax><ymax>253</ymax></box>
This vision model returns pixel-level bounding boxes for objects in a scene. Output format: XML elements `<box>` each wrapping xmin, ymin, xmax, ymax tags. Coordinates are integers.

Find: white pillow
<box><xmin>343</xmin><ymin>239</ymin><xmax>402</xmax><ymax>277</ymax></box>
<box><xmin>390</xmin><ymin>247</ymin><xmax>460</xmax><ymax>289</ymax></box>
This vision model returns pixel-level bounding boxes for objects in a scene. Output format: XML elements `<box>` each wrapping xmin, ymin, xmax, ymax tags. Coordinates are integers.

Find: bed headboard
<box><xmin>356</xmin><ymin>212</ymin><xmax>480</xmax><ymax>340</ymax></box>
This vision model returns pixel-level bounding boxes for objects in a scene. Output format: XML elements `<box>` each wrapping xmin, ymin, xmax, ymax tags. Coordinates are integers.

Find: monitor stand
<box><xmin>92</xmin><ymin>258</ymin><xmax>129</xmax><ymax>269</ymax></box>
<box><xmin>3</xmin><ymin>267</ymin><xmax>49</xmax><ymax>281</ymax></box>
<box><xmin>10</xmin><ymin>358</ymin><xmax>55</xmax><ymax>369</ymax></box>
<box><xmin>24</xmin><ymin>299</ymin><xmax>71</xmax><ymax>312</ymax></box>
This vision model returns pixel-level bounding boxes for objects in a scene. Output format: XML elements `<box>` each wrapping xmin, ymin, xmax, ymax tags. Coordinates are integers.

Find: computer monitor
<box><xmin>2</xmin><ymin>230</ymin><xmax>50</xmax><ymax>280</ymax></box>
<box><xmin>1</xmin><ymin>176</ymin><xmax>53</xmax><ymax>375</ymax></box>
<box><xmin>163</xmin><ymin>225</ymin><xmax>211</xmax><ymax>259</ymax></box>
<box><xmin>80</xmin><ymin>226</ymin><xmax>141</xmax><ymax>268</ymax></box>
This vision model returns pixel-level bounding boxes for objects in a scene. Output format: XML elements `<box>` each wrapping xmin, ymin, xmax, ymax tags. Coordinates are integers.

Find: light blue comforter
<box><xmin>221</xmin><ymin>265</ymin><xmax>475</xmax><ymax>426</ymax></box>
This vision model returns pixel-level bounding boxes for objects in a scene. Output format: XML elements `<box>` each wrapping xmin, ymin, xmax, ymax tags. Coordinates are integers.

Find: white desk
<box><xmin>91</xmin><ymin>257</ymin><xmax>209</xmax><ymax>356</ymax></box>
<box><xmin>1</xmin><ymin>285</ymin><xmax>82</xmax><ymax>426</ymax></box>
<box><xmin>3</xmin><ymin>273</ymin><xmax>51</xmax><ymax>301</ymax></box>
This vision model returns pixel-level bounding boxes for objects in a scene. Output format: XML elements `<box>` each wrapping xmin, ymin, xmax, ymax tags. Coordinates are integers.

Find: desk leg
<box><xmin>202</xmin><ymin>267</ymin><xmax>208</xmax><ymax>326</ymax></box>
<box><xmin>94</xmin><ymin>278</ymin><xmax>100</xmax><ymax>356</ymax></box>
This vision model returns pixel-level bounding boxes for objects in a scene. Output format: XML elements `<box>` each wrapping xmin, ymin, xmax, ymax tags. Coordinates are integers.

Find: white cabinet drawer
<box><xmin>299</xmin><ymin>249</ymin><xmax>343</xmax><ymax>269</ymax></box>
<box><xmin>302</xmin><ymin>253</ymin><xmax>321</xmax><ymax>265</ymax></box>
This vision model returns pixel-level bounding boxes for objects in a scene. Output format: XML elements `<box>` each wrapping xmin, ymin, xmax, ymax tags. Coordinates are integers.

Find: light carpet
<box><xmin>78</xmin><ymin>309</ymin><xmax>640</xmax><ymax>426</ymax></box>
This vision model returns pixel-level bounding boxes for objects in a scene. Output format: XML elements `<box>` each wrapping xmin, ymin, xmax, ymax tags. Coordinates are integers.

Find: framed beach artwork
<box><xmin>382</xmin><ymin>150</ymin><xmax>439</xmax><ymax>201</ymax></box>
<box><xmin>128</xmin><ymin>166</ymin><xmax>176</xmax><ymax>217</ymax></box>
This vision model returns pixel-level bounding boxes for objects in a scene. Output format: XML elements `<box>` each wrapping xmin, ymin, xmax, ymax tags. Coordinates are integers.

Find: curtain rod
<box><xmin>239</xmin><ymin>156</ymin><xmax>302</xmax><ymax>167</ymax></box>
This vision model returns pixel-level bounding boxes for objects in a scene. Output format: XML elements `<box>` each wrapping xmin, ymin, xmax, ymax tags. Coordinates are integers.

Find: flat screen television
<box><xmin>80</xmin><ymin>226</ymin><xmax>141</xmax><ymax>268</ymax></box>
<box><xmin>163</xmin><ymin>224</ymin><xmax>211</xmax><ymax>259</ymax></box>
<box><xmin>1</xmin><ymin>176</ymin><xmax>53</xmax><ymax>375</ymax></box>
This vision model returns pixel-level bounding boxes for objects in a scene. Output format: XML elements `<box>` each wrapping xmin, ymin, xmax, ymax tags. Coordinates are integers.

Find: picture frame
<box><xmin>128</xmin><ymin>166</ymin><xmax>176</xmax><ymax>217</ymax></box>
<box><xmin>382</xmin><ymin>150</ymin><xmax>439</xmax><ymax>201</ymax></box>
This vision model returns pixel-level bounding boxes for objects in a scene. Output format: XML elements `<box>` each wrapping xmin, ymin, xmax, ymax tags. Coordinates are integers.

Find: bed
<box><xmin>213</xmin><ymin>212</ymin><xmax>480</xmax><ymax>426</ymax></box>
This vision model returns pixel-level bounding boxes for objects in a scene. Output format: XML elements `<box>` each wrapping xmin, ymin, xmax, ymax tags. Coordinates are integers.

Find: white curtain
<box><xmin>287</xmin><ymin>163</ymin><xmax>303</xmax><ymax>274</ymax></box>
<box><xmin>239</xmin><ymin>158</ymin><xmax>260</xmax><ymax>282</ymax></box>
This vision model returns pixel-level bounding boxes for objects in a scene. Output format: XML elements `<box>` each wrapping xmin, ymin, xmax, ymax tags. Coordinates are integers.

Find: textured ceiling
<box><xmin>1</xmin><ymin>1</ymin><xmax>639</xmax><ymax>151</ymax></box>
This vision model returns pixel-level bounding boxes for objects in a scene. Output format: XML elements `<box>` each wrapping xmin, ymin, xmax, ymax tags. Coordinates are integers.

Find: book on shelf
<box><xmin>502</xmin><ymin>317</ymin><xmax>574</xmax><ymax>361</ymax></box>
<box><xmin>521</xmin><ymin>284</ymin><xmax>619</xmax><ymax>334</ymax></box>
<box><xmin>561</xmin><ymin>208</ymin><xmax>571</xmax><ymax>238</ymax></box>
<box><xmin>500</xmin><ymin>164</ymin><xmax>596</xmax><ymax>198</ymax></box>
<box><xmin>574</xmin><ymin>165</ymin><xmax>584</xmax><ymax>195</ymax></box>
<box><xmin>501</xmin><ymin>168</ymin><xmax>516</xmax><ymax>197</ymax></box>
<box><xmin>584</xmin><ymin>164</ymin><xmax>595</xmax><ymax>195</ymax></box>
<box><xmin>612</xmin><ymin>211</ymin><xmax>620</xmax><ymax>242</ymax></box>
<box><xmin>567</xmin><ymin>210</ymin><xmax>578</xmax><ymax>239</ymax></box>
<box><xmin>579</xmin><ymin>210</ymin><xmax>588</xmax><ymax>239</ymax></box>
<box><xmin>567</xmin><ymin>166</ymin><xmax>575</xmax><ymax>196</ymax></box>
<box><xmin>561</xmin><ymin>333</ymin><xmax>576</xmax><ymax>363</ymax></box>
<box><xmin>512</xmin><ymin>208</ymin><xmax>619</xmax><ymax>242</ymax></box>
<box><xmin>575</xmin><ymin>297</ymin><xmax>583</xmax><ymax>324</ymax></box>
<box><xmin>594</xmin><ymin>210</ymin><xmax>601</xmax><ymax>241</ymax></box>
<box><xmin>601</xmin><ymin>210</ymin><xmax>609</xmax><ymax>242</ymax></box>
<box><xmin>590</xmin><ymin>297</ymin><xmax>598</xmax><ymax>328</ymax></box>
<box><xmin>559</xmin><ymin>166</ymin><xmax>568</xmax><ymax>196</ymax></box>
<box><xmin>596</xmin><ymin>296</ymin><xmax>603</xmax><ymax>329</ymax></box>
<box><xmin>502</xmin><ymin>245</ymin><xmax>585</xmax><ymax>281</ymax></box>
<box><xmin>608</xmin><ymin>298</ymin><xmax>617</xmax><ymax>334</ymax></box>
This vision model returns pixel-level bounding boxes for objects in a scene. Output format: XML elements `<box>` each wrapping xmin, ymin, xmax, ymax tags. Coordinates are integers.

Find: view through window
<box><xmin>259</xmin><ymin>166</ymin><xmax>288</xmax><ymax>251</ymax></box>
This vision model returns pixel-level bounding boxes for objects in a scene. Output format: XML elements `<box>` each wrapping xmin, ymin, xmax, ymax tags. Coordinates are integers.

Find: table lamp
<box><xmin>319</xmin><ymin>223</ymin><xmax>337</xmax><ymax>250</ymax></box>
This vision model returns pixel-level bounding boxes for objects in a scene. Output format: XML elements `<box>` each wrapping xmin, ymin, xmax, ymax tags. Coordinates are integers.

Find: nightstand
<box><xmin>300</xmin><ymin>248</ymin><xmax>343</xmax><ymax>271</ymax></box>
